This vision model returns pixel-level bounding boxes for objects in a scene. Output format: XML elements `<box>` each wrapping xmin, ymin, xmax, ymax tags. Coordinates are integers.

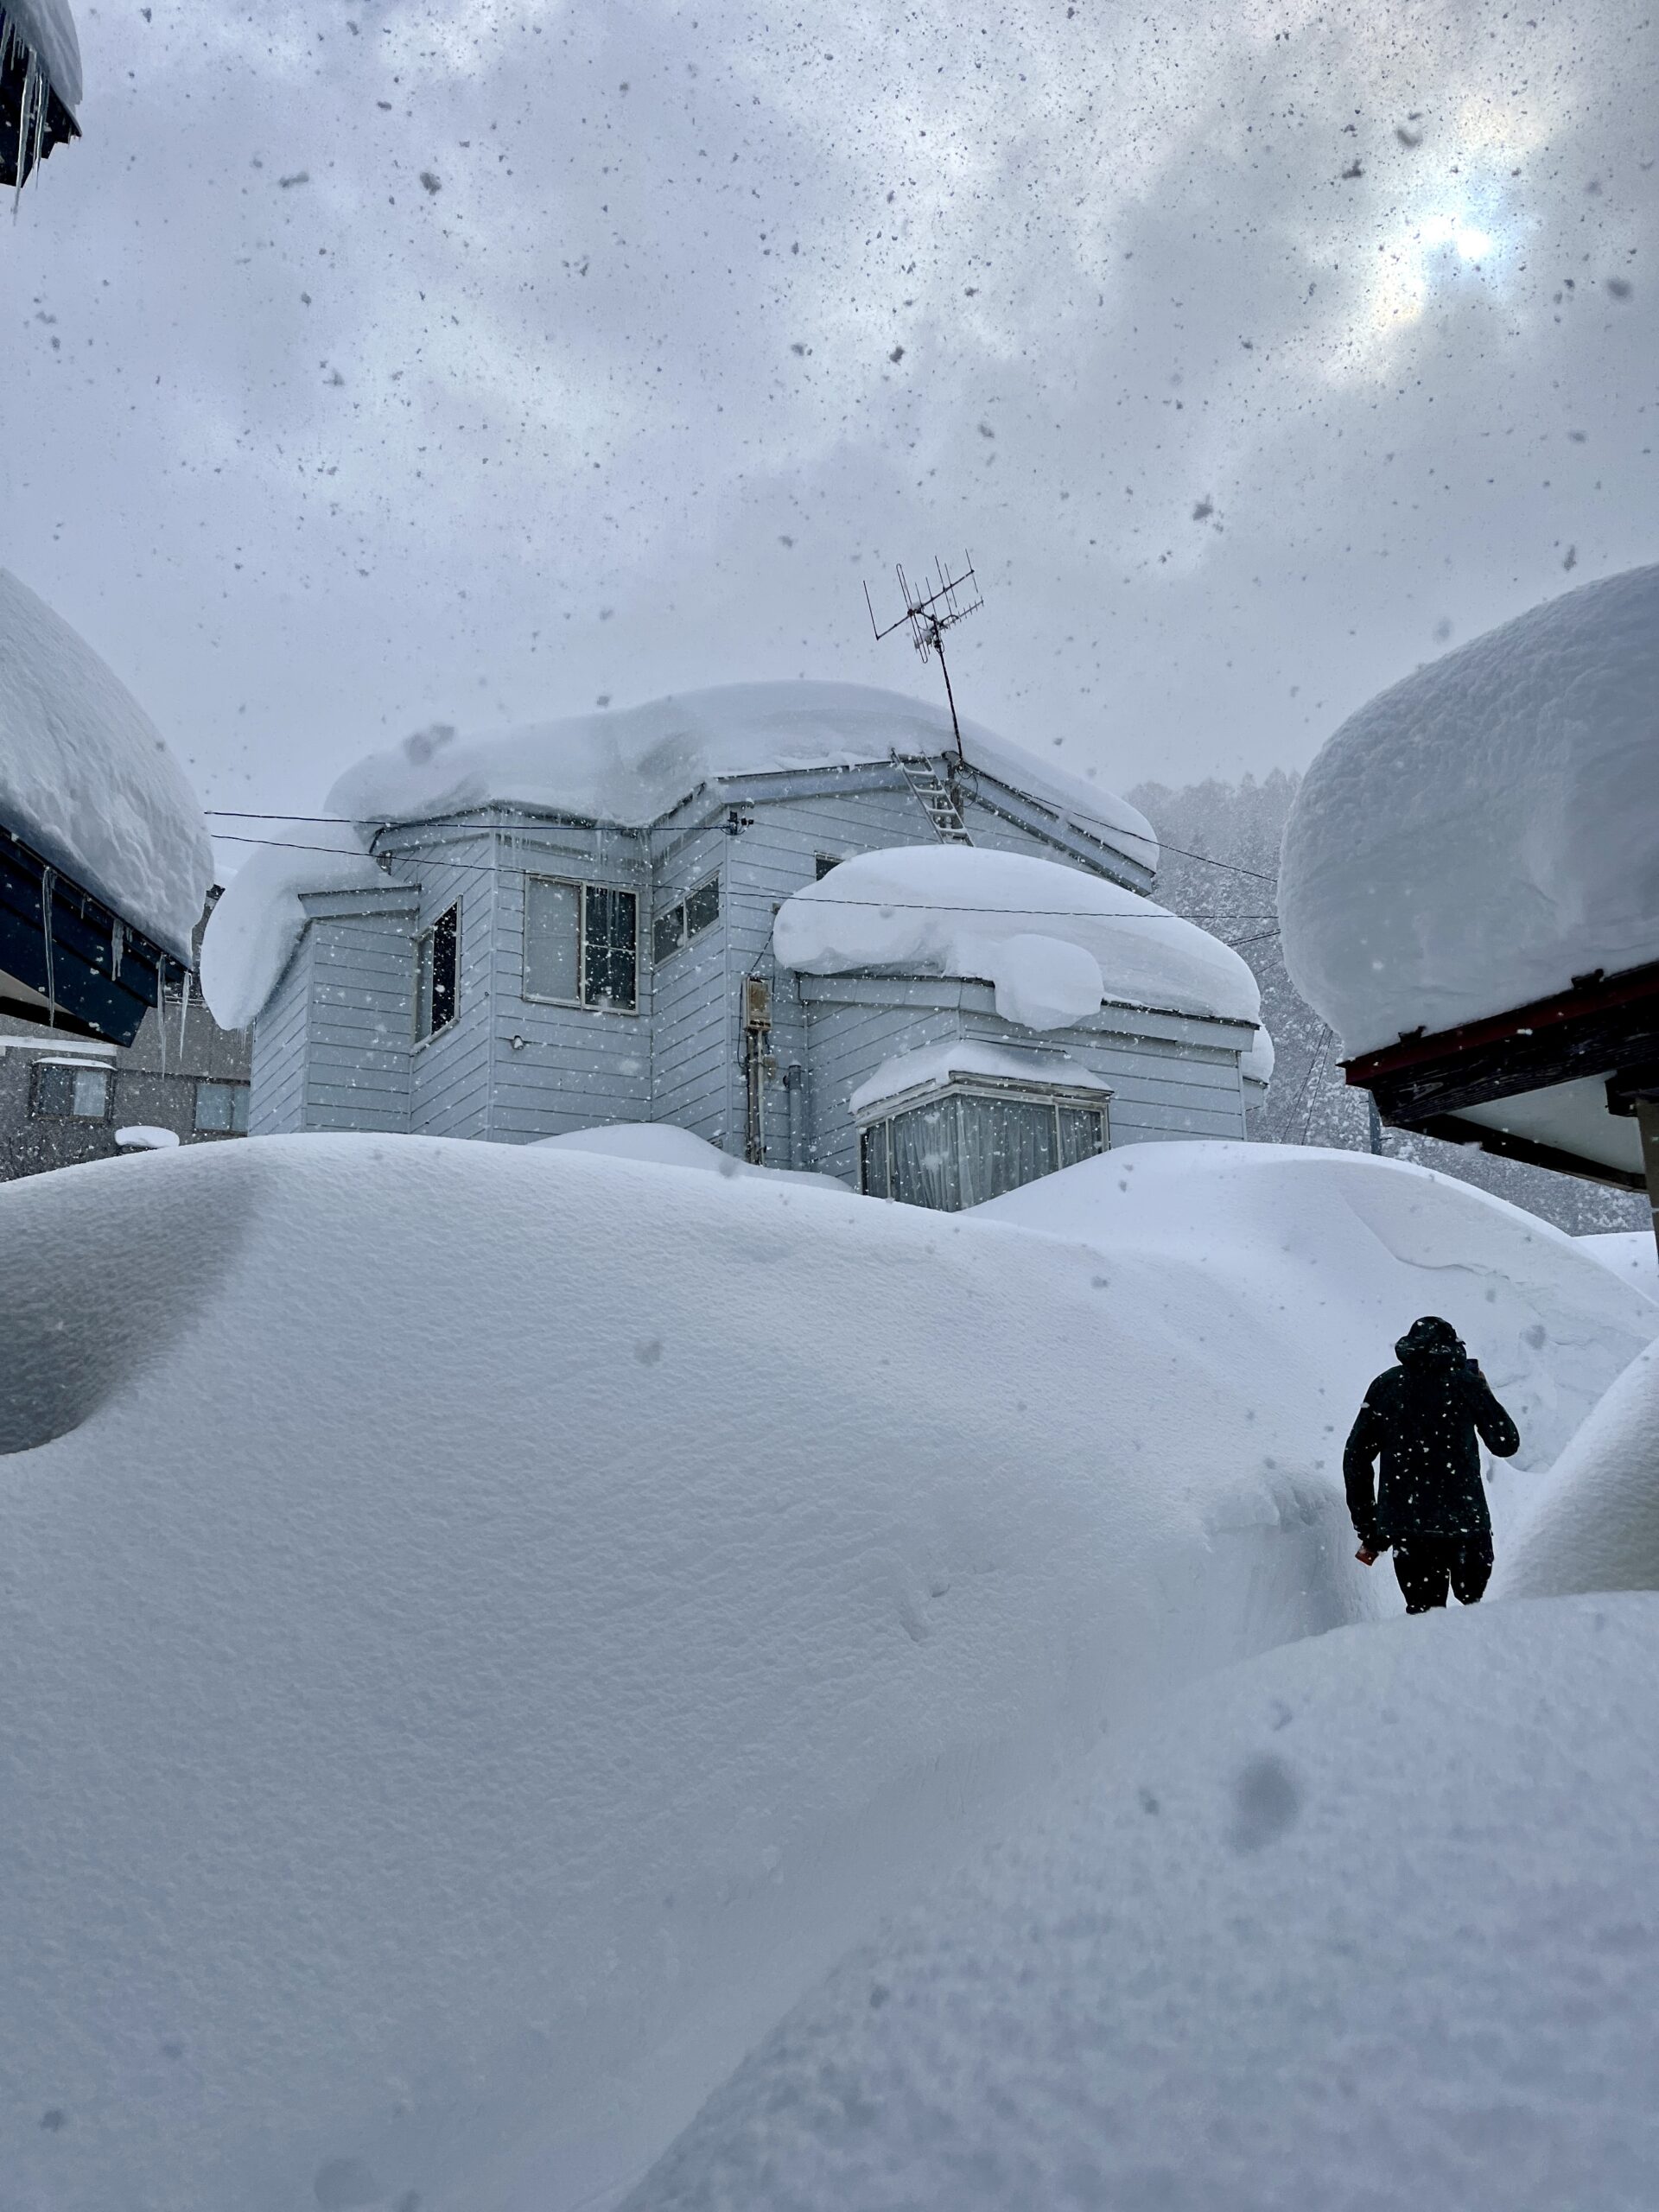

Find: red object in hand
<box><xmin>1356</xmin><ymin>1547</ymin><xmax>1379</xmax><ymax>1567</ymax></box>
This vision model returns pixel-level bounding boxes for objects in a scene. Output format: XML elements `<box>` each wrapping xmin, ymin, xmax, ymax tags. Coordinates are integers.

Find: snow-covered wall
<box><xmin>1279</xmin><ymin>564</ymin><xmax>1659</xmax><ymax>1053</ymax></box>
<box><xmin>0</xmin><ymin>569</ymin><xmax>212</xmax><ymax>962</ymax></box>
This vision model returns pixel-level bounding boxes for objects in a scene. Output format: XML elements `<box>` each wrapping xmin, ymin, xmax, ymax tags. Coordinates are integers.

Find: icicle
<box><xmin>156</xmin><ymin>961</ymin><xmax>168</xmax><ymax>1078</ymax></box>
<box><xmin>40</xmin><ymin>865</ymin><xmax>56</xmax><ymax>1023</ymax></box>
<box><xmin>177</xmin><ymin>966</ymin><xmax>192</xmax><ymax>1061</ymax></box>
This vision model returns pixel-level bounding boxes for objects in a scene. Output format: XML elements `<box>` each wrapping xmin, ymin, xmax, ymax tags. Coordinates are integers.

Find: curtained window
<box><xmin>861</xmin><ymin>1084</ymin><xmax>1109</xmax><ymax>1211</ymax></box>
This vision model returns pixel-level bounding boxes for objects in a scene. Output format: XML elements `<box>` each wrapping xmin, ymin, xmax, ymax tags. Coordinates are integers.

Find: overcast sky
<box><xmin>3</xmin><ymin>0</ymin><xmax>1655</xmax><ymax>855</ymax></box>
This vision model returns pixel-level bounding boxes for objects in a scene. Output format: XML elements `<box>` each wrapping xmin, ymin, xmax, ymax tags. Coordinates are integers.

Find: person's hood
<box><xmin>1395</xmin><ymin>1315</ymin><xmax>1466</xmax><ymax>1370</ymax></box>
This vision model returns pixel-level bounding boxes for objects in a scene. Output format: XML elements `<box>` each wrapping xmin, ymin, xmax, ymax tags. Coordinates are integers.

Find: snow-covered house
<box><xmin>0</xmin><ymin>569</ymin><xmax>213</xmax><ymax>1046</ymax></box>
<box><xmin>206</xmin><ymin>683</ymin><xmax>1265</xmax><ymax>1208</ymax></box>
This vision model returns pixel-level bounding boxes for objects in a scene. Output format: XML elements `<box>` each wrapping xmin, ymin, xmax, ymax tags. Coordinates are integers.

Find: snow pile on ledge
<box><xmin>850</xmin><ymin>1040</ymin><xmax>1112</xmax><ymax>1117</ymax></box>
<box><xmin>0</xmin><ymin>1135</ymin><xmax>1646</xmax><ymax>2212</ymax></box>
<box><xmin>4</xmin><ymin>0</ymin><xmax>82</xmax><ymax>110</ymax></box>
<box><xmin>626</xmin><ymin>1594</ymin><xmax>1659</xmax><ymax>2212</ymax></box>
<box><xmin>1280</xmin><ymin>564</ymin><xmax>1659</xmax><ymax>1053</ymax></box>
<box><xmin>114</xmin><ymin>1124</ymin><xmax>179</xmax><ymax>1150</ymax></box>
<box><xmin>0</xmin><ymin>569</ymin><xmax>211</xmax><ymax>961</ymax></box>
<box><xmin>774</xmin><ymin>846</ymin><xmax>1259</xmax><ymax>1031</ymax></box>
<box><xmin>535</xmin><ymin>1120</ymin><xmax>845</xmax><ymax>1191</ymax></box>
<box><xmin>1497</xmin><ymin>1337</ymin><xmax>1659</xmax><ymax>1599</ymax></box>
<box><xmin>329</xmin><ymin>681</ymin><xmax>1156</xmax><ymax>865</ymax></box>
<box><xmin>199</xmin><ymin>819</ymin><xmax>383</xmax><ymax>1030</ymax></box>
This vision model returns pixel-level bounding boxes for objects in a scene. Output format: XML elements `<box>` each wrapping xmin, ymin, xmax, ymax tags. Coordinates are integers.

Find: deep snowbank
<box><xmin>627</xmin><ymin>1594</ymin><xmax>1659</xmax><ymax>2212</ymax></box>
<box><xmin>774</xmin><ymin>844</ymin><xmax>1259</xmax><ymax>1029</ymax></box>
<box><xmin>1497</xmin><ymin>1337</ymin><xmax>1659</xmax><ymax>1599</ymax></box>
<box><xmin>1577</xmin><ymin>1229</ymin><xmax>1658</xmax><ymax>1292</ymax></box>
<box><xmin>0</xmin><ymin>1136</ymin><xmax>1648</xmax><ymax>2211</ymax></box>
<box><xmin>0</xmin><ymin>568</ymin><xmax>212</xmax><ymax>960</ymax></box>
<box><xmin>1279</xmin><ymin>564</ymin><xmax>1659</xmax><ymax>1052</ymax></box>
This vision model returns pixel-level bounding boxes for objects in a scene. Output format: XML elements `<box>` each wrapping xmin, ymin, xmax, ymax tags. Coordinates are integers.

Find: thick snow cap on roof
<box><xmin>775</xmin><ymin>844</ymin><xmax>1260</xmax><ymax>1032</ymax></box>
<box><xmin>850</xmin><ymin>1040</ymin><xmax>1114</xmax><ymax>1117</ymax></box>
<box><xmin>327</xmin><ymin>680</ymin><xmax>1157</xmax><ymax>868</ymax></box>
<box><xmin>1280</xmin><ymin>564</ymin><xmax>1659</xmax><ymax>1055</ymax></box>
<box><xmin>0</xmin><ymin>569</ymin><xmax>211</xmax><ymax>962</ymax></box>
<box><xmin>3</xmin><ymin>0</ymin><xmax>82</xmax><ymax>110</ymax></box>
<box><xmin>200</xmin><ymin>821</ymin><xmax>384</xmax><ymax>1031</ymax></box>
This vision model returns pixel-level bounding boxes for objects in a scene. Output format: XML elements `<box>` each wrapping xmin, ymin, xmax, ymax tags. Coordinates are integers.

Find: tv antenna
<box><xmin>864</xmin><ymin>555</ymin><xmax>982</xmax><ymax>762</ymax></box>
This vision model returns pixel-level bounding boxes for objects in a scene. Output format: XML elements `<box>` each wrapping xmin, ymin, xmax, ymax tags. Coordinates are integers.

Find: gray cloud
<box><xmin>3</xmin><ymin>0</ymin><xmax>1653</xmax><ymax>840</ymax></box>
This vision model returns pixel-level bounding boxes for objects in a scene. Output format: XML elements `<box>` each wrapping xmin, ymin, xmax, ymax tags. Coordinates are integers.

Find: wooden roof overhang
<box><xmin>0</xmin><ymin>821</ymin><xmax>188</xmax><ymax>1046</ymax></box>
<box><xmin>1344</xmin><ymin>957</ymin><xmax>1659</xmax><ymax>1192</ymax></box>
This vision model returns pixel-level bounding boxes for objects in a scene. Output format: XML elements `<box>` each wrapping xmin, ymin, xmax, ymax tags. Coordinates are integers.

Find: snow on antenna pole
<box><xmin>863</xmin><ymin>555</ymin><xmax>983</xmax><ymax>765</ymax></box>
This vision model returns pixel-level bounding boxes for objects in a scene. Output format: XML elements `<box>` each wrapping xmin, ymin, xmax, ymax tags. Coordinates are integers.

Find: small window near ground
<box><xmin>33</xmin><ymin>1063</ymin><xmax>112</xmax><ymax>1120</ymax></box>
<box><xmin>416</xmin><ymin>902</ymin><xmax>461</xmax><ymax>1040</ymax></box>
<box><xmin>195</xmin><ymin>1081</ymin><xmax>250</xmax><ymax>1135</ymax></box>
<box><xmin>652</xmin><ymin>874</ymin><xmax>721</xmax><ymax>965</ymax></box>
<box><xmin>858</xmin><ymin>1087</ymin><xmax>1108</xmax><ymax>1211</ymax></box>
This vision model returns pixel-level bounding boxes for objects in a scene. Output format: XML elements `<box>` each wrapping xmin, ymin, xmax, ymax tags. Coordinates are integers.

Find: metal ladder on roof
<box><xmin>891</xmin><ymin>753</ymin><xmax>973</xmax><ymax>845</ymax></box>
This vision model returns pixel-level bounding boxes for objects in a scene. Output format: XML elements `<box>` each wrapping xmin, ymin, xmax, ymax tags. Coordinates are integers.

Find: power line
<box><xmin>213</xmin><ymin>831</ymin><xmax>1275</xmax><ymax>922</ymax></box>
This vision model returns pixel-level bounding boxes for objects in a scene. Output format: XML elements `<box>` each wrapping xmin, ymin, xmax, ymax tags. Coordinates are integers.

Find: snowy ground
<box><xmin>0</xmin><ymin>1135</ymin><xmax>1649</xmax><ymax>2210</ymax></box>
<box><xmin>626</xmin><ymin>1593</ymin><xmax>1659</xmax><ymax>2212</ymax></box>
<box><xmin>1577</xmin><ymin>1228</ymin><xmax>1659</xmax><ymax>1292</ymax></box>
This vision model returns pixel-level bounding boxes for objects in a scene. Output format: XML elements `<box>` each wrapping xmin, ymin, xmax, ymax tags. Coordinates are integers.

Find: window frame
<box><xmin>522</xmin><ymin>874</ymin><xmax>641</xmax><ymax>1014</ymax></box>
<box><xmin>650</xmin><ymin>871</ymin><xmax>723</xmax><ymax>969</ymax></box>
<box><xmin>415</xmin><ymin>900</ymin><xmax>461</xmax><ymax>1044</ymax></box>
<box><xmin>855</xmin><ymin>1075</ymin><xmax>1109</xmax><ymax>1209</ymax></box>
<box><xmin>30</xmin><ymin>1059</ymin><xmax>113</xmax><ymax>1122</ymax></box>
<box><xmin>194</xmin><ymin>1080</ymin><xmax>251</xmax><ymax>1135</ymax></box>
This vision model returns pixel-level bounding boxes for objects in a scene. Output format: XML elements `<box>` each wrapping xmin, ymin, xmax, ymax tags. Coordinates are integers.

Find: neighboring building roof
<box><xmin>849</xmin><ymin>1041</ymin><xmax>1115</xmax><ymax>1119</ymax></box>
<box><xmin>1280</xmin><ymin>563</ymin><xmax>1659</xmax><ymax>1058</ymax></box>
<box><xmin>3</xmin><ymin>0</ymin><xmax>79</xmax><ymax>110</ymax></box>
<box><xmin>327</xmin><ymin>680</ymin><xmax>1157</xmax><ymax>868</ymax></box>
<box><xmin>0</xmin><ymin>568</ymin><xmax>212</xmax><ymax>963</ymax></box>
<box><xmin>775</xmin><ymin>845</ymin><xmax>1261</xmax><ymax>1032</ymax></box>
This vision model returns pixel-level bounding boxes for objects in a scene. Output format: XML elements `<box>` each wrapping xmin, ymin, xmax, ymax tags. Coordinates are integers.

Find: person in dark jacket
<box><xmin>1344</xmin><ymin>1316</ymin><xmax>1522</xmax><ymax>1613</ymax></box>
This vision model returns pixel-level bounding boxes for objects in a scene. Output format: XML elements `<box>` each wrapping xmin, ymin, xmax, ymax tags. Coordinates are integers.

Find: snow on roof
<box><xmin>3</xmin><ymin>0</ymin><xmax>81</xmax><ymax>111</ymax></box>
<box><xmin>1280</xmin><ymin>564</ymin><xmax>1659</xmax><ymax>1055</ymax></box>
<box><xmin>774</xmin><ymin>845</ymin><xmax>1261</xmax><ymax>1032</ymax></box>
<box><xmin>1241</xmin><ymin>1024</ymin><xmax>1275</xmax><ymax>1089</ymax></box>
<box><xmin>849</xmin><ymin>1039</ymin><xmax>1113</xmax><ymax>1118</ymax></box>
<box><xmin>0</xmin><ymin>569</ymin><xmax>211</xmax><ymax>963</ymax></box>
<box><xmin>199</xmin><ymin>821</ymin><xmax>385</xmax><ymax>1031</ymax></box>
<box><xmin>327</xmin><ymin>680</ymin><xmax>1157</xmax><ymax>868</ymax></box>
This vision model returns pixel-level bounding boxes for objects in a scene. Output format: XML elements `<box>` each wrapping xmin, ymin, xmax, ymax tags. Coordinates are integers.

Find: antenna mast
<box><xmin>863</xmin><ymin>555</ymin><xmax>983</xmax><ymax>764</ymax></box>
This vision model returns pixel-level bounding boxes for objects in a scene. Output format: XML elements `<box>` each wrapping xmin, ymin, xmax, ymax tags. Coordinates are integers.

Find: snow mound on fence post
<box><xmin>0</xmin><ymin>569</ymin><xmax>211</xmax><ymax>960</ymax></box>
<box><xmin>625</xmin><ymin>1594</ymin><xmax>1659</xmax><ymax>2212</ymax></box>
<box><xmin>1279</xmin><ymin>563</ymin><xmax>1659</xmax><ymax>1053</ymax></box>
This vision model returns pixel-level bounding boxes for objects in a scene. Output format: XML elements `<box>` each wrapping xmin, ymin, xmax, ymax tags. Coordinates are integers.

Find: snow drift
<box><xmin>774</xmin><ymin>845</ymin><xmax>1260</xmax><ymax>1030</ymax></box>
<box><xmin>1279</xmin><ymin>563</ymin><xmax>1659</xmax><ymax>1052</ymax></box>
<box><xmin>0</xmin><ymin>568</ymin><xmax>212</xmax><ymax>961</ymax></box>
<box><xmin>626</xmin><ymin>1594</ymin><xmax>1659</xmax><ymax>2212</ymax></box>
<box><xmin>1497</xmin><ymin>1336</ymin><xmax>1659</xmax><ymax>1599</ymax></box>
<box><xmin>0</xmin><ymin>1135</ymin><xmax>1647</xmax><ymax>2211</ymax></box>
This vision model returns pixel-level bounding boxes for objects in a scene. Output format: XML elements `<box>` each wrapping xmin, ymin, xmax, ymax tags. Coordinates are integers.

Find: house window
<box><xmin>194</xmin><ymin>1081</ymin><xmax>250</xmax><ymax>1135</ymax></box>
<box><xmin>32</xmin><ymin>1062</ymin><xmax>112</xmax><ymax>1120</ymax></box>
<box><xmin>815</xmin><ymin>854</ymin><xmax>843</xmax><ymax>880</ymax></box>
<box><xmin>859</xmin><ymin>1083</ymin><xmax>1109</xmax><ymax>1211</ymax></box>
<box><xmin>416</xmin><ymin>902</ymin><xmax>461</xmax><ymax>1040</ymax></box>
<box><xmin>652</xmin><ymin>874</ymin><xmax>721</xmax><ymax>966</ymax></box>
<box><xmin>524</xmin><ymin>877</ymin><xmax>638</xmax><ymax>1012</ymax></box>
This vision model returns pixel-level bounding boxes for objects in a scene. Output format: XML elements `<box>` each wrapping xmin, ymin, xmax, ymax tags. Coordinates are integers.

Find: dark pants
<box><xmin>1393</xmin><ymin>1536</ymin><xmax>1493</xmax><ymax>1614</ymax></box>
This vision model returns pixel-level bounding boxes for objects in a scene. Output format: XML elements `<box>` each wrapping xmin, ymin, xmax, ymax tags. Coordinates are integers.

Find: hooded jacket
<box><xmin>1343</xmin><ymin>1317</ymin><xmax>1521</xmax><ymax>1551</ymax></box>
